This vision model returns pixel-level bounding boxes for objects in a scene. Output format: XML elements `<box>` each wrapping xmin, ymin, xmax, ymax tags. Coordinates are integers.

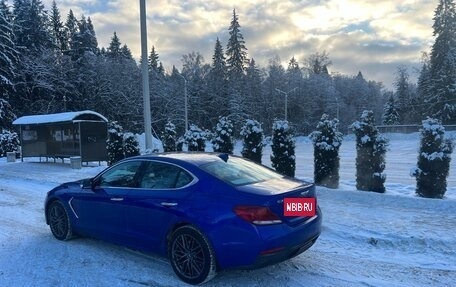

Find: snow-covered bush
<box><xmin>0</xmin><ymin>129</ymin><xmax>20</xmax><ymax>157</ymax></box>
<box><xmin>351</xmin><ymin>110</ymin><xmax>389</xmax><ymax>193</ymax></box>
<box><xmin>107</xmin><ymin>121</ymin><xmax>124</xmax><ymax>166</ymax></box>
<box><xmin>411</xmin><ymin>118</ymin><xmax>453</xmax><ymax>198</ymax></box>
<box><xmin>310</xmin><ymin>114</ymin><xmax>343</xmax><ymax>188</ymax></box>
<box><xmin>161</xmin><ymin>121</ymin><xmax>177</xmax><ymax>152</ymax></box>
<box><xmin>271</xmin><ymin>120</ymin><xmax>296</xmax><ymax>177</ymax></box>
<box><xmin>123</xmin><ymin>132</ymin><xmax>140</xmax><ymax>158</ymax></box>
<box><xmin>176</xmin><ymin>136</ymin><xmax>184</xmax><ymax>152</ymax></box>
<box><xmin>184</xmin><ymin>124</ymin><xmax>206</xmax><ymax>151</ymax></box>
<box><xmin>240</xmin><ymin>119</ymin><xmax>263</xmax><ymax>163</ymax></box>
<box><xmin>212</xmin><ymin>117</ymin><xmax>234</xmax><ymax>154</ymax></box>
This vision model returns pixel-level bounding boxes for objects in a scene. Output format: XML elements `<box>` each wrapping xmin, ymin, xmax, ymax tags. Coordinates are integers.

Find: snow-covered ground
<box><xmin>1</xmin><ymin>133</ymin><xmax>455</xmax><ymax>286</ymax></box>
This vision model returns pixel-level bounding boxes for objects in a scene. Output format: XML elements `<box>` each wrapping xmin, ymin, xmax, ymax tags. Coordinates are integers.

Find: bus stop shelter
<box><xmin>12</xmin><ymin>110</ymin><xmax>108</xmax><ymax>164</ymax></box>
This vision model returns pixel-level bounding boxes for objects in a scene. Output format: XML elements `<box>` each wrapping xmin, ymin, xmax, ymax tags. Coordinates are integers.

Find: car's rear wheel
<box><xmin>48</xmin><ymin>201</ymin><xmax>73</xmax><ymax>241</ymax></box>
<box><xmin>168</xmin><ymin>226</ymin><xmax>216</xmax><ymax>285</ymax></box>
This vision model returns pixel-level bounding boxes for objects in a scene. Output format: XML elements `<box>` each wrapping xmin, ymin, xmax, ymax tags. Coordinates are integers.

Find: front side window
<box><xmin>98</xmin><ymin>161</ymin><xmax>142</xmax><ymax>188</ymax></box>
<box><xmin>201</xmin><ymin>157</ymin><xmax>282</xmax><ymax>186</ymax></box>
<box><xmin>140</xmin><ymin>162</ymin><xmax>193</xmax><ymax>189</ymax></box>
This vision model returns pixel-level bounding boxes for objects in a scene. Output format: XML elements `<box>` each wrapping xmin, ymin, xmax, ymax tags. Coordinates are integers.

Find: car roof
<box><xmin>129</xmin><ymin>152</ymin><xmax>228</xmax><ymax>166</ymax></box>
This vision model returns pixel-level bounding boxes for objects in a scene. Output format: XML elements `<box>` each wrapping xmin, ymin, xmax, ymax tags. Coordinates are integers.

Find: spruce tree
<box><xmin>412</xmin><ymin>118</ymin><xmax>453</xmax><ymax>198</ymax></box>
<box><xmin>310</xmin><ymin>114</ymin><xmax>343</xmax><ymax>188</ymax></box>
<box><xmin>382</xmin><ymin>95</ymin><xmax>401</xmax><ymax>125</ymax></box>
<box><xmin>184</xmin><ymin>124</ymin><xmax>206</xmax><ymax>151</ymax></box>
<box><xmin>123</xmin><ymin>133</ymin><xmax>140</xmax><ymax>158</ymax></box>
<box><xmin>0</xmin><ymin>0</ymin><xmax>18</xmax><ymax>125</ymax></box>
<box><xmin>428</xmin><ymin>0</ymin><xmax>456</xmax><ymax>123</ymax></box>
<box><xmin>50</xmin><ymin>1</ymin><xmax>66</xmax><ymax>51</ymax></box>
<box><xmin>106</xmin><ymin>121</ymin><xmax>124</xmax><ymax>165</ymax></box>
<box><xmin>271</xmin><ymin>120</ymin><xmax>296</xmax><ymax>177</ymax></box>
<box><xmin>212</xmin><ymin>117</ymin><xmax>234</xmax><ymax>154</ymax></box>
<box><xmin>351</xmin><ymin>110</ymin><xmax>389</xmax><ymax>192</ymax></box>
<box><xmin>240</xmin><ymin>119</ymin><xmax>263</xmax><ymax>163</ymax></box>
<box><xmin>161</xmin><ymin>121</ymin><xmax>177</xmax><ymax>152</ymax></box>
<box><xmin>226</xmin><ymin>9</ymin><xmax>248</xmax><ymax>129</ymax></box>
<box><xmin>107</xmin><ymin>31</ymin><xmax>122</xmax><ymax>60</ymax></box>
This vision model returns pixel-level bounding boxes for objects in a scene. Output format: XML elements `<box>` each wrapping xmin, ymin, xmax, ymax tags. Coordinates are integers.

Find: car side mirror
<box><xmin>81</xmin><ymin>178</ymin><xmax>94</xmax><ymax>189</ymax></box>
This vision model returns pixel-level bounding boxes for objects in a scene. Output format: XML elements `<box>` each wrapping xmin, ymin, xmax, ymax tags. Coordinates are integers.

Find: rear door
<box><xmin>121</xmin><ymin>161</ymin><xmax>197</xmax><ymax>252</ymax></box>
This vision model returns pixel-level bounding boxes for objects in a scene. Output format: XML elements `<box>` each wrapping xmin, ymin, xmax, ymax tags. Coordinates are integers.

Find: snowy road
<box><xmin>1</xmin><ymin>134</ymin><xmax>455</xmax><ymax>286</ymax></box>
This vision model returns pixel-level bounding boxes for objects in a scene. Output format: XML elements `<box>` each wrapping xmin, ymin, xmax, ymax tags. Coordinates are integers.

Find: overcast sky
<box><xmin>43</xmin><ymin>0</ymin><xmax>436</xmax><ymax>90</ymax></box>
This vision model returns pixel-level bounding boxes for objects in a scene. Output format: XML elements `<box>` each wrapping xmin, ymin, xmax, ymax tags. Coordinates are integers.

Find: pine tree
<box><xmin>161</xmin><ymin>121</ymin><xmax>177</xmax><ymax>152</ymax></box>
<box><xmin>351</xmin><ymin>110</ymin><xmax>389</xmax><ymax>193</ymax></box>
<box><xmin>382</xmin><ymin>95</ymin><xmax>401</xmax><ymax>125</ymax></box>
<box><xmin>412</xmin><ymin>118</ymin><xmax>453</xmax><ymax>198</ymax></box>
<box><xmin>271</xmin><ymin>120</ymin><xmax>296</xmax><ymax>177</ymax></box>
<box><xmin>123</xmin><ymin>132</ymin><xmax>140</xmax><ymax>158</ymax></box>
<box><xmin>240</xmin><ymin>119</ymin><xmax>263</xmax><ymax>163</ymax></box>
<box><xmin>428</xmin><ymin>0</ymin><xmax>456</xmax><ymax>123</ymax></box>
<box><xmin>107</xmin><ymin>121</ymin><xmax>124</xmax><ymax>165</ymax></box>
<box><xmin>310</xmin><ymin>114</ymin><xmax>343</xmax><ymax>188</ymax></box>
<box><xmin>212</xmin><ymin>117</ymin><xmax>234</xmax><ymax>154</ymax></box>
<box><xmin>107</xmin><ymin>31</ymin><xmax>122</xmax><ymax>60</ymax></box>
<box><xmin>184</xmin><ymin>124</ymin><xmax>206</xmax><ymax>151</ymax></box>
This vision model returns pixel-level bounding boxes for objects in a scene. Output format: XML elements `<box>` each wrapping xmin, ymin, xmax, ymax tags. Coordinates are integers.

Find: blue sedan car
<box><xmin>45</xmin><ymin>153</ymin><xmax>322</xmax><ymax>285</ymax></box>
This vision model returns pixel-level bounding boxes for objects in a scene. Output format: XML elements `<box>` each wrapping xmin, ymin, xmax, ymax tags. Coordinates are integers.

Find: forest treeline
<box><xmin>1</xmin><ymin>0</ymin><xmax>455</xmax><ymax>137</ymax></box>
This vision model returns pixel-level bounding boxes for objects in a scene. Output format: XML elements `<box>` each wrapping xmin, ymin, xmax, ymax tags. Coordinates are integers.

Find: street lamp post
<box><xmin>139</xmin><ymin>0</ymin><xmax>153</xmax><ymax>152</ymax></box>
<box><xmin>275</xmin><ymin>87</ymin><xmax>297</xmax><ymax>121</ymax></box>
<box><xmin>178</xmin><ymin>74</ymin><xmax>188</xmax><ymax>132</ymax></box>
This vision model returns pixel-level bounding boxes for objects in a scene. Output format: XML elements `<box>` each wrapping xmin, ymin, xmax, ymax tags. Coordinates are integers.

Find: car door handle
<box><xmin>161</xmin><ymin>202</ymin><xmax>178</xmax><ymax>207</ymax></box>
<box><xmin>110</xmin><ymin>197</ymin><xmax>124</xmax><ymax>201</ymax></box>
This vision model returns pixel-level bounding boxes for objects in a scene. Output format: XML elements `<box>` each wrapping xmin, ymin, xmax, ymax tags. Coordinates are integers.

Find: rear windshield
<box><xmin>201</xmin><ymin>157</ymin><xmax>282</xmax><ymax>186</ymax></box>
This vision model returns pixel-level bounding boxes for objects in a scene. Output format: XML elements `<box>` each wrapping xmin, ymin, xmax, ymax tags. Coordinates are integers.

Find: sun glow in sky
<box><xmin>43</xmin><ymin>0</ymin><xmax>436</xmax><ymax>89</ymax></box>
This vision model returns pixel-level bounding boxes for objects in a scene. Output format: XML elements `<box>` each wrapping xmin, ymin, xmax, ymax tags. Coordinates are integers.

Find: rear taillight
<box><xmin>233</xmin><ymin>206</ymin><xmax>282</xmax><ymax>225</ymax></box>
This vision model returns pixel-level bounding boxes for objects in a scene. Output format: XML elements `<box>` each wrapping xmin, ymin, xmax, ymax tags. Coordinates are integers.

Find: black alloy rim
<box><xmin>172</xmin><ymin>234</ymin><xmax>205</xmax><ymax>279</ymax></box>
<box><xmin>49</xmin><ymin>204</ymin><xmax>68</xmax><ymax>237</ymax></box>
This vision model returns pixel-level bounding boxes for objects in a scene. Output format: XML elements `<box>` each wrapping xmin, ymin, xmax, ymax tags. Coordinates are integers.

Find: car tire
<box><xmin>47</xmin><ymin>201</ymin><xmax>74</xmax><ymax>241</ymax></box>
<box><xmin>168</xmin><ymin>225</ymin><xmax>217</xmax><ymax>285</ymax></box>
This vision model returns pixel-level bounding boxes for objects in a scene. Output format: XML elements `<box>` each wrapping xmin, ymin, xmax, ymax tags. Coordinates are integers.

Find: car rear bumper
<box><xmin>214</xmin><ymin>206</ymin><xmax>322</xmax><ymax>269</ymax></box>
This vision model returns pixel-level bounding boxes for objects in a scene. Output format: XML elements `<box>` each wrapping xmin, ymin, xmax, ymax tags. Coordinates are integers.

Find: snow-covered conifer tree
<box><xmin>271</xmin><ymin>120</ymin><xmax>296</xmax><ymax>177</ymax></box>
<box><xmin>240</xmin><ymin>119</ymin><xmax>263</xmax><ymax>163</ymax></box>
<box><xmin>106</xmin><ymin>121</ymin><xmax>124</xmax><ymax>165</ymax></box>
<box><xmin>412</xmin><ymin>118</ymin><xmax>453</xmax><ymax>198</ymax></box>
<box><xmin>382</xmin><ymin>95</ymin><xmax>401</xmax><ymax>125</ymax></box>
<box><xmin>0</xmin><ymin>129</ymin><xmax>20</xmax><ymax>157</ymax></box>
<box><xmin>161</xmin><ymin>121</ymin><xmax>177</xmax><ymax>152</ymax></box>
<box><xmin>212</xmin><ymin>117</ymin><xmax>234</xmax><ymax>154</ymax></box>
<box><xmin>123</xmin><ymin>132</ymin><xmax>140</xmax><ymax>158</ymax></box>
<box><xmin>184</xmin><ymin>124</ymin><xmax>206</xmax><ymax>151</ymax></box>
<box><xmin>310</xmin><ymin>114</ymin><xmax>343</xmax><ymax>188</ymax></box>
<box><xmin>351</xmin><ymin>110</ymin><xmax>389</xmax><ymax>192</ymax></box>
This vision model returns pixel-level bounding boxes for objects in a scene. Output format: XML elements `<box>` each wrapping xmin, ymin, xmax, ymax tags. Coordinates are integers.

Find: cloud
<box><xmin>40</xmin><ymin>0</ymin><xmax>435</xmax><ymax>89</ymax></box>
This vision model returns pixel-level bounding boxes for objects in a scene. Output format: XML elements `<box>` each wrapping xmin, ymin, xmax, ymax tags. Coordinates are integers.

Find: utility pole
<box><xmin>275</xmin><ymin>87</ymin><xmax>297</xmax><ymax>121</ymax></box>
<box><xmin>139</xmin><ymin>0</ymin><xmax>152</xmax><ymax>152</ymax></box>
<box><xmin>178</xmin><ymin>74</ymin><xmax>188</xmax><ymax>132</ymax></box>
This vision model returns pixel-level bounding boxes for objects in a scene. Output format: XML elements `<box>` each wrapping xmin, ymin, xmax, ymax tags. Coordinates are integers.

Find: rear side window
<box><xmin>140</xmin><ymin>161</ymin><xmax>193</xmax><ymax>189</ymax></box>
<box><xmin>201</xmin><ymin>157</ymin><xmax>282</xmax><ymax>186</ymax></box>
